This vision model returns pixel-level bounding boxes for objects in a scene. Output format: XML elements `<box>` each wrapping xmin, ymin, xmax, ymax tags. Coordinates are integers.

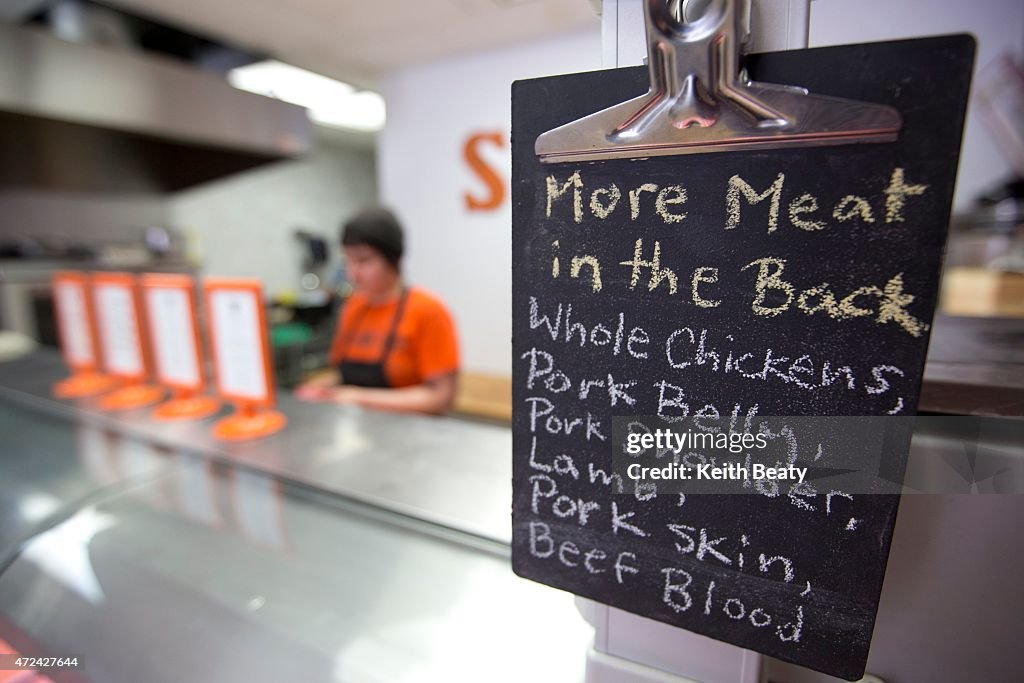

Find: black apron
<box><xmin>336</xmin><ymin>288</ymin><xmax>408</xmax><ymax>388</ymax></box>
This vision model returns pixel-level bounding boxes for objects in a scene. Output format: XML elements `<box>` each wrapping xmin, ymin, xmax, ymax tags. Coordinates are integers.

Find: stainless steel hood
<box><xmin>0</xmin><ymin>23</ymin><xmax>313</xmax><ymax>193</ymax></box>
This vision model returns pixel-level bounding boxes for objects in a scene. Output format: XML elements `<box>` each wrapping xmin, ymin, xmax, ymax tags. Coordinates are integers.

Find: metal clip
<box><xmin>536</xmin><ymin>0</ymin><xmax>901</xmax><ymax>163</ymax></box>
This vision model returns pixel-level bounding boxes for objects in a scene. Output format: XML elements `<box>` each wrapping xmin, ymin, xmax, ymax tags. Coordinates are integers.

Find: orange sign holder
<box><xmin>141</xmin><ymin>274</ymin><xmax>221</xmax><ymax>421</ymax></box>
<box><xmin>212</xmin><ymin>399</ymin><xmax>287</xmax><ymax>441</ymax></box>
<box><xmin>154</xmin><ymin>390</ymin><xmax>221</xmax><ymax>420</ymax></box>
<box><xmin>100</xmin><ymin>382</ymin><xmax>164</xmax><ymax>410</ymax></box>
<box><xmin>51</xmin><ymin>271</ymin><xmax>116</xmax><ymax>398</ymax></box>
<box><xmin>91</xmin><ymin>273</ymin><xmax>164</xmax><ymax>411</ymax></box>
<box><xmin>203</xmin><ymin>278</ymin><xmax>286</xmax><ymax>440</ymax></box>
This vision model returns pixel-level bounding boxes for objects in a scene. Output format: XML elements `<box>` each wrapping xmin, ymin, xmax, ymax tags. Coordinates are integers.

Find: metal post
<box><xmin>602</xmin><ymin>0</ymin><xmax>810</xmax><ymax>69</ymax></box>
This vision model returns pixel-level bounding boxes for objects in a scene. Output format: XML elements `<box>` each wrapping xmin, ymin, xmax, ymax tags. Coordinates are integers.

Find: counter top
<box><xmin>0</xmin><ymin>350</ymin><xmax>512</xmax><ymax>546</ymax></box>
<box><xmin>921</xmin><ymin>315</ymin><xmax>1024</xmax><ymax>417</ymax></box>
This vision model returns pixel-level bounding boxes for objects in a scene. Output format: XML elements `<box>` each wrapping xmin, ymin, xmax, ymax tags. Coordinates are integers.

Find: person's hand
<box><xmin>295</xmin><ymin>383</ymin><xmax>331</xmax><ymax>401</ymax></box>
<box><xmin>294</xmin><ymin>370</ymin><xmax>340</xmax><ymax>401</ymax></box>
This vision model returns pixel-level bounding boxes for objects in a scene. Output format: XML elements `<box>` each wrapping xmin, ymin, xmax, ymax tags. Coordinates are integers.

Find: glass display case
<box><xmin>0</xmin><ymin>359</ymin><xmax>591</xmax><ymax>683</ymax></box>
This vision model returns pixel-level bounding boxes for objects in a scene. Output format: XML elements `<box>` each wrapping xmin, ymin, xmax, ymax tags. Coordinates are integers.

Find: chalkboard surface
<box><xmin>511</xmin><ymin>35</ymin><xmax>973</xmax><ymax>680</ymax></box>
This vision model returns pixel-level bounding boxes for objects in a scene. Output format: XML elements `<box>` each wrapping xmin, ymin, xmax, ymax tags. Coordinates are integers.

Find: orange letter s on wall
<box><xmin>463</xmin><ymin>131</ymin><xmax>507</xmax><ymax>211</ymax></box>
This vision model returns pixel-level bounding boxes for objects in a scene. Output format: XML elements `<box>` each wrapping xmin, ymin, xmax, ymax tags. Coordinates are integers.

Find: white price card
<box><xmin>205</xmin><ymin>281</ymin><xmax>271</xmax><ymax>403</ymax></box>
<box><xmin>142</xmin><ymin>276</ymin><xmax>202</xmax><ymax>389</ymax></box>
<box><xmin>53</xmin><ymin>273</ymin><xmax>96</xmax><ymax>369</ymax></box>
<box><xmin>92</xmin><ymin>274</ymin><xmax>145</xmax><ymax>378</ymax></box>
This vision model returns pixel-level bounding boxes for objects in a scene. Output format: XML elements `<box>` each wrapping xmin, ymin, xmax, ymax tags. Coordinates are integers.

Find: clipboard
<box><xmin>510</xmin><ymin>1</ymin><xmax>974</xmax><ymax>680</ymax></box>
<box><xmin>536</xmin><ymin>0</ymin><xmax>900</xmax><ymax>162</ymax></box>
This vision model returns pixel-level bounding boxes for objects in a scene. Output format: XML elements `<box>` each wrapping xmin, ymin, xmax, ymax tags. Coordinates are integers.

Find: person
<box><xmin>294</xmin><ymin>207</ymin><xmax>459</xmax><ymax>414</ymax></box>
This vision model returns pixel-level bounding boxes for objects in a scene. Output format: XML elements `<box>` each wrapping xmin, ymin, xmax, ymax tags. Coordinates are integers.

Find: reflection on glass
<box><xmin>172</xmin><ymin>453</ymin><xmax>223</xmax><ymax>529</ymax></box>
<box><xmin>231</xmin><ymin>469</ymin><xmax>287</xmax><ymax>549</ymax></box>
<box><xmin>22</xmin><ymin>507</ymin><xmax>116</xmax><ymax>605</ymax></box>
<box><xmin>17</xmin><ymin>492</ymin><xmax>61</xmax><ymax>525</ymax></box>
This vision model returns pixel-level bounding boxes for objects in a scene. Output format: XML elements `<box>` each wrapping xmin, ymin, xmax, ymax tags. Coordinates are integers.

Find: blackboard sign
<box><xmin>511</xmin><ymin>35</ymin><xmax>973</xmax><ymax>680</ymax></box>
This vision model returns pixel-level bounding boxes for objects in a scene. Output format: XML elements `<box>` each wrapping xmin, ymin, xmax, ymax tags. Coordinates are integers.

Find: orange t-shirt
<box><xmin>328</xmin><ymin>287</ymin><xmax>459</xmax><ymax>388</ymax></box>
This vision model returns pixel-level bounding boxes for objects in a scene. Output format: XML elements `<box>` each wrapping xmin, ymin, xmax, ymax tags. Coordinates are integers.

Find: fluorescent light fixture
<box><xmin>229</xmin><ymin>60</ymin><xmax>386</xmax><ymax>132</ymax></box>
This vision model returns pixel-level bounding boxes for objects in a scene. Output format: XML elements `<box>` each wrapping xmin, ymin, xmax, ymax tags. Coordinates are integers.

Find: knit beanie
<box><xmin>340</xmin><ymin>207</ymin><xmax>404</xmax><ymax>268</ymax></box>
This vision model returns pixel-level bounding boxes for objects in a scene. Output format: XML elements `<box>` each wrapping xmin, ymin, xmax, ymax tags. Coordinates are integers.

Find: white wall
<box><xmin>169</xmin><ymin>137</ymin><xmax>377</xmax><ymax>296</ymax></box>
<box><xmin>378</xmin><ymin>29</ymin><xmax>602</xmax><ymax>376</ymax></box>
<box><xmin>809</xmin><ymin>0</ymin><xmax>1024</xmax><ymax>210</ymax></box>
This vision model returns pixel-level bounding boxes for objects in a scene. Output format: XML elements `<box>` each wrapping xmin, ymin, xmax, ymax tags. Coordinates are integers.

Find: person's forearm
<box><xmin>344</xmin><ymin>381</ymin><xmax>454</xmax><ymax>415</ymax></box>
